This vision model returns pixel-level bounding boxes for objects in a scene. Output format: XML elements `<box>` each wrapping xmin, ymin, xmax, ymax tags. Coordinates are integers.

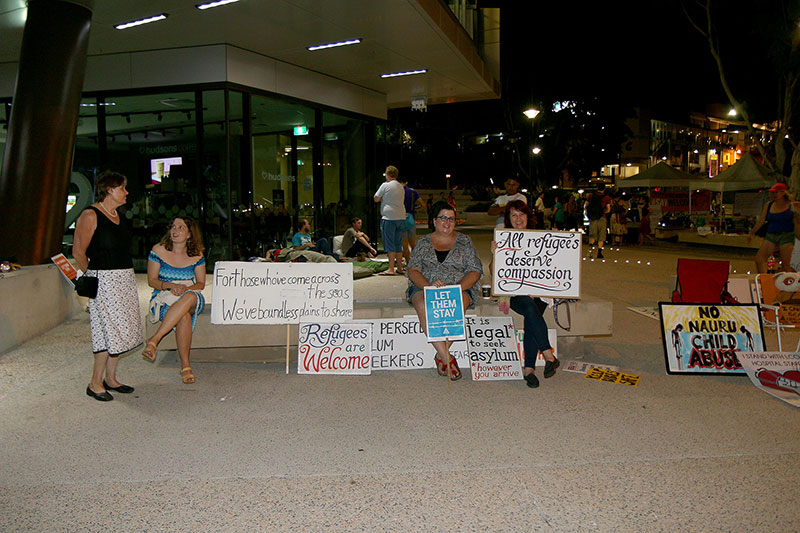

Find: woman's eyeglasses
<box><xmin>436</xmin><ymin>216</ymin><xmax>455</xmax><ymax>223</ymax></box>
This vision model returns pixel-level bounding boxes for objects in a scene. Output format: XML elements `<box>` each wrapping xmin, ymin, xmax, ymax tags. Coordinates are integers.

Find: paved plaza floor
<box><xmin>1</xmin><ymin>229</ymin><xmax>798</xmax><ymax>531</ymax></box>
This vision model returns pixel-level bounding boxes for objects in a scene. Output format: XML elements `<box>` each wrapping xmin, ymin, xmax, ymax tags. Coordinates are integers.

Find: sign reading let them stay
<box><xmin>424</xmin><ymin>285</ymin><xmax>465</xmax><ymax>342</ymax></box>
<box><xmin>211</xmin><ymin>261</ymin><xmax>353</xmax><ymax>324</ymax></box>
<box><xmin>493</xmin><ymin>229</ymin><xmax>581</xmax><ymax>298</ymax></box>
<box><xmin>297</xmin><ymin>322</ymin><xmax>372</xmax><ymax>375</ymax></box>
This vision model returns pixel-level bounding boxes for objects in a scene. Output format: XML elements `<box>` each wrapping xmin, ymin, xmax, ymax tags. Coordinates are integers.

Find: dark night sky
<box><xmin>496</xmin><ymin>0</ymin><xmax>780</xmax><ymax>122</ymax></box>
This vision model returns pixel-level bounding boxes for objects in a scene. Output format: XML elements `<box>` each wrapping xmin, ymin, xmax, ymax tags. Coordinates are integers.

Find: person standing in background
<box><xmin>487</xmin><ymin>177</ymin><xmax>527</xmax><ymax>228</ymax></box>
<box><xmin>400</xmin><ymin>177</ymin><xmax>426</xmax><ymax>267</ymax></box>
<box><xmin>374</xmin><ymin>165</ymin><xmax>406</xmax><ymax>275</ymax></box>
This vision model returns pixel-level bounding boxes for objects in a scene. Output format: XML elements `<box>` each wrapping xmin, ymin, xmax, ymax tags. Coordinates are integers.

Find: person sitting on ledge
<box><xmin>406</xmin><ymin>201</ymin><xmax>483</xmax><ymax>381</ymax></box>
<box><xmin>142</xmin><ymin>217</ymin><xmax>206</xmax><ymax>385</ymax></box>
<box><xmin>292</xmin><ymin>218</ymin><xmax>337</xmax><ymax>259</ymax></box>
<box><xmin>341</xmin><ymin>217</ymin><xmax>378</xmax><ymax>259</ymax></box>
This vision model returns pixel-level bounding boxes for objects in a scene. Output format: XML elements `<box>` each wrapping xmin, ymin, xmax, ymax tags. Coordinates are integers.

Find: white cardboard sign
<box><xmin>361</xmin><ymin>316</ymin><xmax>468</xmax><ymax>371</ymax></box>
<box><xmin>211</xmin><ymin>261</ymin><xmax>353</xmax><ymax>324</ymax></box>
<box><xmin>466</xmin><ymin>316</ymin><xmax>523</xmax><ymax>381</ymax></box>
<box><xmin>492</xmin><ymin>229</ymin><xmax>581</xmax><ymax>298</ymax></box>
<box><xmin>297</xmin><ymin>322</ymin><xmax>371</xmax><ymax>375</ymax></box>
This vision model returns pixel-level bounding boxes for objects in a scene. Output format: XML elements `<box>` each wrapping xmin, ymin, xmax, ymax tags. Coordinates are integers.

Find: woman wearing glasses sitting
<box><xmin>406</xmin><ymin>201</ymin><xmax>483</xmax><ymax>380</ymax></box>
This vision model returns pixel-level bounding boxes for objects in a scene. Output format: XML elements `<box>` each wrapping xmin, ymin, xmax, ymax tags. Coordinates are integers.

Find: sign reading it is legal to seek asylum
<box><xmin>297</xmin><ymin>322</ymin><xmax>372</xmax><ymax>375</ymax></box>
<box><xmin>211</xmin><ymin>261</ymin><xmax>353</xmax><ymax>325</ymax></box>
<box><xmin>492</xmin><ymin>229</ymin><xmax>581</xmax><ymax>298</ymax></box>
<box><xmin>466</xmin><ymin>316</ymin><xmax>522</xmax><ymax>381</ymax></box>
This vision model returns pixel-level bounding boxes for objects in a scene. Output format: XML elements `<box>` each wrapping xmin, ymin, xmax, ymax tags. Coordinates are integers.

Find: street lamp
<box><xmin>532</xmin><ymin>147</ymin><xmax>542</xmax><ymax>155</ymax></box>
<box><xmin>523</xmin><ymin>108</ymin><xmax>540</xmax><ymax>120</ymax></box>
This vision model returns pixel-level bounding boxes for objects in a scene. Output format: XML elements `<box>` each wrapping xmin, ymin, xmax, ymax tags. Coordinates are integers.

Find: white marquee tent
<box><xmin>689</xmin><ymin>153</ymin><xmax>778</xmax><ymax>192</ymax></box>
<box><xmin>616</xmin><ymin>162</ymin><xmax>695</xmax><ymax>188</ymax></box>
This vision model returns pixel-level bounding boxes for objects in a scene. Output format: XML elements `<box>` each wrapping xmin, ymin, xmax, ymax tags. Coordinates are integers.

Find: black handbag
<box><xmin>74</xmin><ymin>275</ymin><xmax>98</xmax><ymax>298</ymax></box>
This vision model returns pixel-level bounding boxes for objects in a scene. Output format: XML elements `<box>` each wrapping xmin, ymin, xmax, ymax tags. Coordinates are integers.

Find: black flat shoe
<box><xmin>523</xmin><ymin>372</ymin><xmax>540</xmax><ymax>388</ymax></box>
<box><xmin>86</xmin><ymin>386</ymin><xmax>113</xmax><ymax>402</ymax></box>
<box><xmin>103</xmin><ymin>380</ymin><xmax>134</xmax><ymax>394</ymax></box>
<box><xmin>544</xmin><ymin>358</ymin><xmax>560</xmax><ymax>378</ymax></box>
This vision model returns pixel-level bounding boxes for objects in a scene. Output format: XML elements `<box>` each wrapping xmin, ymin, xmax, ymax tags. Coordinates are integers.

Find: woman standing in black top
<box><xmin>73</xmin><ymin>171</ymin><xmax>143</xmax><ymax>401</ymax></box>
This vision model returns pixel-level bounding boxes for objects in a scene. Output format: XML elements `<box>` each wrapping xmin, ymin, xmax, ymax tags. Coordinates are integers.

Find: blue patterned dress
<box><xmin>148</xmin><ymin>251</ymin><xmax>206</xmax><ymax>329</ymax></box>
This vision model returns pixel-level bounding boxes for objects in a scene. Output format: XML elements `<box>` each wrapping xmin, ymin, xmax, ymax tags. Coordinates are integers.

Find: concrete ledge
<box><xmin>0</xmin><ymin>265</ymin><xmax>83</xmax><ymax>354</ymax></box>
<box><xmin>146</xmin><ymin>297</ymin><xmax>612</xmax><ymax>359</ymax></box>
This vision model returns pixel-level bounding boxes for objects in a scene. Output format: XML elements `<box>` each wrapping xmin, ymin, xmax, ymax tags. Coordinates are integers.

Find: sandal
<box><xmin>433</xmin><ymin>355</ymin><xmax>447</xmax><ymax>376</ymax></box>
<box><xmin>447</xmin><ymin>356</ymin><xmax>462</xmax><ymax>381</ymax></box>
<box><xmin>180</xmin><ymin>367</ymin><xmax>196</xmax><ymax>384</ymax></box>
<box><xmin>142</xmin><ymin>341</ymin><xmax>157</xmax><ymax>361</ymax></box>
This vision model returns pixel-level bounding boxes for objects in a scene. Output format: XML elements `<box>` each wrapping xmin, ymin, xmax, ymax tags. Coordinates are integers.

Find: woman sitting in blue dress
<box><xmin>142</xmin><ymin>217</ymin><xmax>206</xmax><ymax>384</ymax></box>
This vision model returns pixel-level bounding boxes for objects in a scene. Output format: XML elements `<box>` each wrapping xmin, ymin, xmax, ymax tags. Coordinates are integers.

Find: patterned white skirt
<box><xmin>87</xmin><ymin>268</ymin><xmax>143</xmax><ymax>356</ymax></box>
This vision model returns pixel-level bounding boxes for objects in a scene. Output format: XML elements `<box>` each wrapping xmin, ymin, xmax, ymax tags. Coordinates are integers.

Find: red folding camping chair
<box><xmin>671</xmin><ymin>258</ymin><xmax>735</xmax><ymax>304</ymax></box>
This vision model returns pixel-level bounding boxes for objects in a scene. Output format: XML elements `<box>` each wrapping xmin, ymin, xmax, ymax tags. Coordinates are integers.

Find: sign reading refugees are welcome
<box><xmin>297</xmin><ymin>322</ymin><xmax>371</xmax><ymax>375</ymax></box>
<box><xmin>211</xmin><ymin>261</ymin><xmax>353</xmax><ymax>324</ymax></box>
<box><xmin>492</xmin><ymin>229</ymin><xmax>581</xmax><ymax>298</ymax></box>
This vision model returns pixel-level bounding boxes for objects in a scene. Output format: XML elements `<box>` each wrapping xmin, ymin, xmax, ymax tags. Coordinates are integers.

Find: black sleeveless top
<box><xmin>84</xmin><ymin>206</ymin><xmax>133</xmax><ymax>270</ymax></box>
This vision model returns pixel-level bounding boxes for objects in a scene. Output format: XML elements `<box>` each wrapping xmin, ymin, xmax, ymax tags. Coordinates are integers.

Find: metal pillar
<box><xmin>0</xmin><ymin>0</ymin><xmax>93</xmax><ymax>265</ymax></box>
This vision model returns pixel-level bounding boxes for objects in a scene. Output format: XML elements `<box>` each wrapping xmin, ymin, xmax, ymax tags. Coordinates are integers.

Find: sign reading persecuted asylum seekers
<box><xmin>424</xmin><ymin>285</ymin><xmax>466</xmax><ymax>341</ymax></box>
<box><xmin>360</xmin><ymin>317</ymin><xmax>469</xmax><ymax>371</ymax></box>
<box><xmin>659</xmin><ymin>303</ymin><xmax>764</xmax><ymax>375</ymax></box>
<box><xmin>492</xmin><ymin>229</ymin><xmax>581</xmax><ymax>298</ymax></box>
<box><xmin>211</xmin><ymin>262</ymin><xmax>353</xmax><ymax>324</ymax></box>
<box><xmin>297</xmin><ymin>322</ymin><xmax>372</xmax><ymax>375</ymax></box>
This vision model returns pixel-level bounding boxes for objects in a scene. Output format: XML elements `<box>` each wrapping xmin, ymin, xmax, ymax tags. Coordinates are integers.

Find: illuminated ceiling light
<box><xmin>380</xmin><ymin>69</ymin><xmax>427</xmax><ymax>78</ymax></box>
<box><xmin>523</xmin><ymin>108</ymin><xmax>540</xmax><ymax>119</ymax></box>
<box><xmin>626</xmin><ymin>163</ymin><xmax>632</xmax><ymax>167</ymax></box>
<box><xmin>196</xmin><ymin>0</ymin><xmax>239</xmax><ymax>9</ymax></box>
<box><xmin>115</xmin><ymin>14</ymin><xmax>167</xmax><ymax>30</ymax></box>
<box><xmin>307</xmin><ymin>38</ymin><xmax>361</xmax><ymax>51</ymax></box>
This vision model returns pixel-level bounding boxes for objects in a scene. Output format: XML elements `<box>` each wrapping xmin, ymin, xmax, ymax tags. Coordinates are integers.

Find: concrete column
<box><xmin>0</xmin><ymin>0</ymin><xmax>93</xmax><ymax>265</ymax></box>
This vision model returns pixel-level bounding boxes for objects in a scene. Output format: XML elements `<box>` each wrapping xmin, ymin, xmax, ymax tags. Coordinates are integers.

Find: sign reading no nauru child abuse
<box><xmin>297</xmin><ymin>322</ymin><xmax>372</xmax><ymax>375</ymax></box>
<box><xmin>466</xmin><ymin>316</ymin><xmax>522</xmax><ymax>381</ymax></box>
<box><xmin>659</xmin><ymin>303</ymin><xmax>765</xmax><ymax>376</ymax></box>
<box><xmin>211</xmin><ymin>261</ymin><xmax>353</xmax><ymax>325</ymax></box>
<box><xmin>424</xmin><ymin>285</ymin><xmax>466</xmax><ymax>342</ymax></box>
<box><xmin>492</xmin><ymin>229</ymin><xmax>581</xmax><ymax>299</ymax></box>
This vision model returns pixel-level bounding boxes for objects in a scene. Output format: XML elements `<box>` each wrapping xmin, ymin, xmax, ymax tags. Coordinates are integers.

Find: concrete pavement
<box><xmin>1</xmin><ymin>229</ymin><xmax>798</xmax><ymax>532</ymax></box>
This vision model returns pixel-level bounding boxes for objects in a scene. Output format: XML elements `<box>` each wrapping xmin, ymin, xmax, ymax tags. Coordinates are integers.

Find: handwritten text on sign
<box><xmin>211</xmin><ymin>261</ymin><xmax>353</xmax><ymax>324</ymax></box>
<box><xmin>466</xmin><ymin>316</ymin><xmax>522</xmax><ymax>381</ymax></box>
<box><xmin>493</xmin><ymin>229</ymin><xmax>581</xmax><ymax>298</ymax></box>
<box><xmin>297</xmin><ymin>322</ymin><xmax>371</xmax><ymax>375</ymax></box>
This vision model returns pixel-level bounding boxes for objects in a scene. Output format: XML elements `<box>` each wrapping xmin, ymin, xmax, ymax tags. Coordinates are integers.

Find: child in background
<box><xmin>639</xmin><ymin>207</ymin><xmax>655</xmax><ymax>245</ymax></box>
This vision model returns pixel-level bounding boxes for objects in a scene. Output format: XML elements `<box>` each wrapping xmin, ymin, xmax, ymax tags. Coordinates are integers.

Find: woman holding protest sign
<box><xmin>491</xmin><ymin>200</ymin><xmax>559</xmax><ymax>388</ymax></box>
<box><xmin>142</xmin><ymin>217</ymin><xmax>206</xmax><ymax>384</ymax></box>
<box><xmin>406</xmin><ymin>201</ymin><xmax>483</xmax><ymax>380</ymax></box>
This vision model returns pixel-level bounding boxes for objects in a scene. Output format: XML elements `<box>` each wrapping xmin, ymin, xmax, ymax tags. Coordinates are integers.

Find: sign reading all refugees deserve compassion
<box><xmin>659</xmin><ymin>303</ymin><xmax>764</xmax><ymax>375</ymax></box>
<box><xmin>297</xmin><ymin>322</ymin><xmax>372</xmax><ymax>375</ymax></box>
<box><xmin>492</xmin><ymin>229</ymin><xmax>581</xmax><ymax>298</ymax></box>
<box><xmin>211</xmin><ymin>262</ymin><xmax>353</xmax><ymax>325</ymax></box>
<box><xmin>424</xmin><ymin>285</ymin><xmax>466</xmax><ymax>341</ymax></box>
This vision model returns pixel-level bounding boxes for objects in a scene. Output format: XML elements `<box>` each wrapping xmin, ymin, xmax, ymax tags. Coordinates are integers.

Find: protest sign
<box><xmin>563</xmin><ymin>360</ymin><xmax>618</xmax><ymax>373</ymax></box>
<box><xmin>211</xmin><ymin>261</ymin><xmax>353</xmax><ymax>324</ymax></box>
<box><xmin>424</xmin><ymin>285</ymin><xmax>465</xmax><ymax>341</ymax></box>
<box><xmin>584</xmin><ymin>368</ymin><xmax>641</xmax><ymax>386</ymax></box>
<box><xmin>51</xmin><ymin>253</ymin><xmax>79</xmax><ymax>282</ymax></box>
<box><xmin>515</xmin><ymin>328</ymin><xmax>558</xmax><ymax>368</ymax></box>
<box><xmin>466</xmin><ymin>316</ymin><xmax>522</xmax><ymax>381</ymax></box>
<box><xmin>361</xmin><ymin>316</ymin><xmax>468</xmax><ymax>371</ymax></box>
<box><xmin>738</xmin><ymin>351</ymin><xmax>800</xmax><ymax>407</ymax></box>
<box><xmin>297</xmin><ymin>322</ymin><xmax>371</xmax><ymax>375</ymax></box>
<box><xmin>659</xmin><ymin>303</ymin><xmax>764</xmax><ymax>375</ymax></box>
<box><xmin>492</xmin><ymin>229</ymin><xmax>581</xmax><ymax>298</ymax></box>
